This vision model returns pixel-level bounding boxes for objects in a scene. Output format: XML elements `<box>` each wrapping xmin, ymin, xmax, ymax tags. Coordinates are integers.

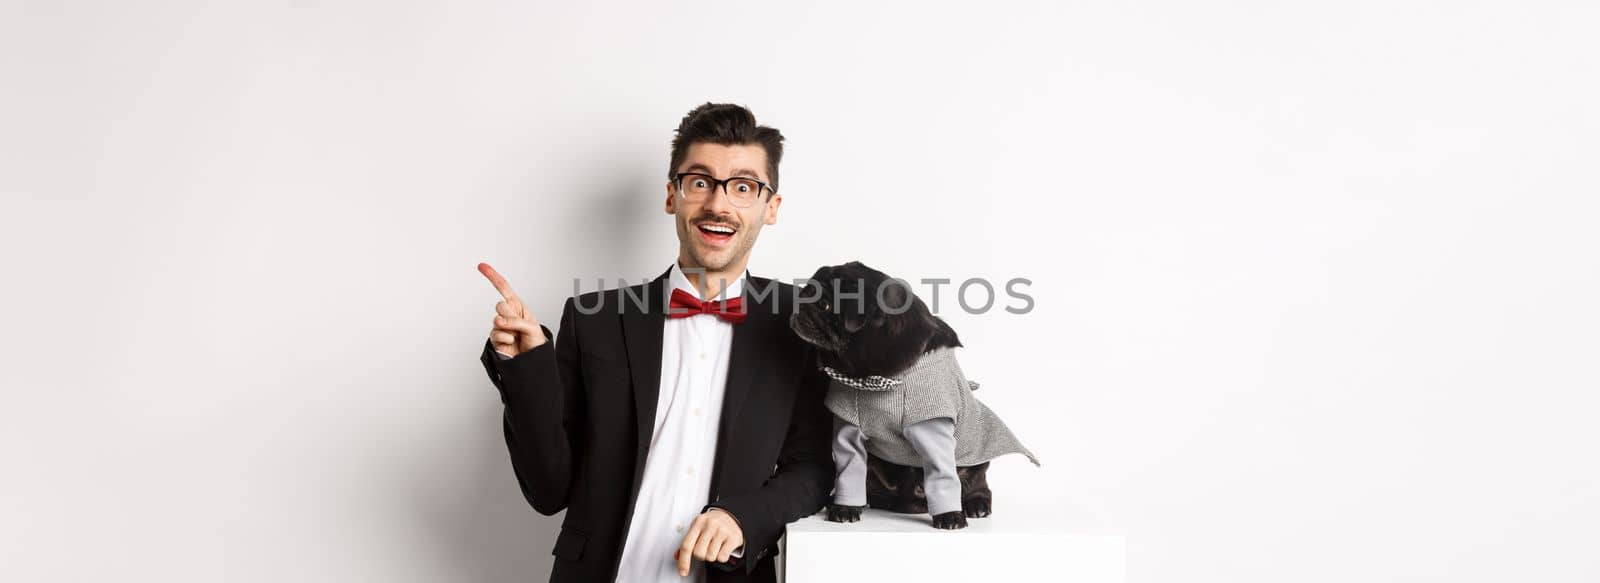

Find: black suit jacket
<box><xmin>478</xmin><ymin>268</ymin><xmax>834</xmax><ymax>583</ymax></box>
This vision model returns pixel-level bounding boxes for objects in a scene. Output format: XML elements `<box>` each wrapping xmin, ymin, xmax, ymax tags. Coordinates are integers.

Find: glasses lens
<box><xmin>727</xmin><ymin>179</ymin><xmax>761</xmax><ymax>206</ymax></box>
<box><xmin>680</xmin><ymin>175</ymin><xmax>714</xmax><ymax>200</ymax></box>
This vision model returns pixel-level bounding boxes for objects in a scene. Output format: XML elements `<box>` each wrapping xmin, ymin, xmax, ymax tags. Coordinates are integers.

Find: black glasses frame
<box><xmin>673</xmin><ymin>172</ymin><xmax>774</xmax><ymax>207</ymax></box>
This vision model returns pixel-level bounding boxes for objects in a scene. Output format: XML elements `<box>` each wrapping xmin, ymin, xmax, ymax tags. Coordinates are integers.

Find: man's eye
<box><xmin>736</xmin><ymin>183</ymin><xmax>751</xmax><ymax>193</ymax></box>
<box><xmin>692</xmin><ymin>179</ymin><xmax>708</xmax><ymax>188</ymax></box>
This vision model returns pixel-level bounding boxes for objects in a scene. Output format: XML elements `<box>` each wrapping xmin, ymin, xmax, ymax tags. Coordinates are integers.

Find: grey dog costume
<box><xmin>823</xmin><ymin>346</ymin><xmax>1039</xmax><ymax>516</ymax></box>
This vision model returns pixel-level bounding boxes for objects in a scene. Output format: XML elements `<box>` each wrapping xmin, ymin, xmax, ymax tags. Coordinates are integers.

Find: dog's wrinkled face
<box><xmin>789</xmin><ymin>263</ymin><xmax>883</xmax><ymax>352</ymax></box>
<box><xmin>790</xmin><ymin>261</ymin><xmax>960</xmax><ymax>378</ymax></box>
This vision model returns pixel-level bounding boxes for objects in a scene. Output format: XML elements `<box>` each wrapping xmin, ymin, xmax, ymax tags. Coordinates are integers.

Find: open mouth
<box><xmin>695</xmin><ymin>222</ymin><xmax>737</xmax><ymax>246</ymax></box>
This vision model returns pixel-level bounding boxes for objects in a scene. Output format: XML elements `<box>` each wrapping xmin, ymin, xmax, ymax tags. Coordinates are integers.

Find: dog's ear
<box><xmin>927</xmin><ymin>312</ymin><xmax>962</xmax><ymax>348</ymax></box>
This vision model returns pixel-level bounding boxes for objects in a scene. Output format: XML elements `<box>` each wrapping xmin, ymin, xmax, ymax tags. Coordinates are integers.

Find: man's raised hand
<box><xmin>478</xmin><ymin>262</ymin><xmax>546</xmax><ymax>356</ymax></box>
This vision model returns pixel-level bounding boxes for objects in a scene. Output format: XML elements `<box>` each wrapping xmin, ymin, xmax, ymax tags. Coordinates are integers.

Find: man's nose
<box><xmin>702</xmin><ymin>183</ymin><xmax>736</xmax><ymax>214</ymax></box>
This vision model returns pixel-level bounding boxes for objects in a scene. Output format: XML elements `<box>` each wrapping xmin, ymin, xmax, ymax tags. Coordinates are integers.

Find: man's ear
<box><xmin>763</xmin><ymin>193</ymin><xmax>782</xmax><ymax>225</ymax></box>
<box><xmin>665</xmin><ymin>181</ymin><xmax>677</xmax><ymax>214</ymax></box>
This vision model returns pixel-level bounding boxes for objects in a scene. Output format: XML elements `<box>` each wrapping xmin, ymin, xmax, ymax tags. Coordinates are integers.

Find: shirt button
<box><xmin>693</xmin><ymin>408</ymin><xmax>702</xmax><ymax>417</ymax></box>
<box><xmin>698</xmin><ymin>352</ymin><xmax>707</xmax><ymax>360</ymax></box>
<box><xmin>676</xmin><ymin>524</ymin><xmax>684</xmax><ymax>533</ymax></box>
<box><xmin>687</xmin><ymin>466</ymin><xmax>695</xmax><ymax>475</ymax></box>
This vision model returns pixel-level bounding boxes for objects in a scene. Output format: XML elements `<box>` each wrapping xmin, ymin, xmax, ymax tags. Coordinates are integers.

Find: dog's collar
<box><xmin>819</xmin><ymin>365</ymin><xmax>902</xmax><ymax>391</ymax></box>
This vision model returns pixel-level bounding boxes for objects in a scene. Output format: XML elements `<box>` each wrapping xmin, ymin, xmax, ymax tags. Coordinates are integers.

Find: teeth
<box><xmin>700</xmin><ymin>224</ymin><xmax>734</xmax><ymax>234</ymax></box>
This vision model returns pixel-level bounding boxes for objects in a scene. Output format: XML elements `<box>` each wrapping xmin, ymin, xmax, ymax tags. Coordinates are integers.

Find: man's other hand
<box><xmin>674</xmin><ymin>507</ymin><xmax>744</xmax><ymax>576</ymax></box>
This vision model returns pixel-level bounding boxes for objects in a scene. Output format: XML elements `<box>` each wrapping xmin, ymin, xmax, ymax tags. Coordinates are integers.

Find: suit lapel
<box><xmin>619</xmin><ymin>268</ymin><xmax>785</xmax><ymax>505</ymax></box>
<box><xmin>709</xmin><ymin>274</ymin><xmax>779</xmax><ymax>501</ymax></box>
<box><xmin>621</xmin><ymin>268</ymin><xmax>669</xmax><ymax>511</ymax></box>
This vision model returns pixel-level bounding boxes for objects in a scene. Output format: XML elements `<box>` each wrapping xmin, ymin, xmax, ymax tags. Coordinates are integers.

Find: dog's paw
<box><xmin>931</xmin><ymin>511</ymin><xmax>969</xmax><ymax>530</ymax></box>
<box><xmin>963</xmin><ymin>497</ymin><xmax>991</xmax><ymax>518</ymax></box>
<box><xmin>826</xmin><ymin>504</ymin><xmax>865</xmax><ymax>523</ymax></box>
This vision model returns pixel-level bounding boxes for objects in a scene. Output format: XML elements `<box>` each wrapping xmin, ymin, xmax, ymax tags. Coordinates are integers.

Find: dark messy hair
<box><xmin>668</xmin><ymin>102</ymin><xmax>785</xmax><ymax>194</ymax></box>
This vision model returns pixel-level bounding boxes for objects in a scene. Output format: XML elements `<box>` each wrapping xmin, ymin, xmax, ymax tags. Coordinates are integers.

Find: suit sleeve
<box><xmin>705</xmin><ymin>347</ymin><xmax>834</xmax><ymax>573</ymax></box>
<box><xmin>478</xmin><ymin>297</ymin><xmax>586</xmax><ymax>516</ymax></box>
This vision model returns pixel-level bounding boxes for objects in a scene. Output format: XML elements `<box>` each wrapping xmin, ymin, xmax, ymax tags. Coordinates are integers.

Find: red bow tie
<box><xmin>668</xmin><ymin>288</ymin><xmax>747</xmax><ymax>324</ymax></box>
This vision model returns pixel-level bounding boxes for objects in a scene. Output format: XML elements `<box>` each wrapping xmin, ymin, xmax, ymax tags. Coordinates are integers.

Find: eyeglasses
<box><xmin>673</xmin><ymin>172</ymin><xmax>773</xmax><ymax>208</ymax></box>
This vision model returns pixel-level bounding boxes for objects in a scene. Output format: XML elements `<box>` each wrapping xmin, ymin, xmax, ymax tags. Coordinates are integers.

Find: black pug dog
<box><xmin>790</xmin><ymin>261</ymin><xmax>1038</xmax><ymax>530</ymax></box>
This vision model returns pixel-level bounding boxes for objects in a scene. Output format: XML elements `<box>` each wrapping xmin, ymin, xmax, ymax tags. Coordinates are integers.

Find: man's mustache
<box><xmin>690</xmin><ymin>213</ymin><xmax>741</xmax><ymax>229</ymax></box>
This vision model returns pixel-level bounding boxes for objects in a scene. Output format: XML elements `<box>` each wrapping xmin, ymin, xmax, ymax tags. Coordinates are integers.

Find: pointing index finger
<box><xmin>678</xmin><ymin>521</ymin><xmax>704</xmax><ymax>576</ymax></box>
<box><xmin>477</xmin><ymin>262</ymin><xmax>520</xmax><ymax>301</ymax></box>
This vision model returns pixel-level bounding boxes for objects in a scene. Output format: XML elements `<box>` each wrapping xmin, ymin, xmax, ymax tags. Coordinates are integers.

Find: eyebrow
<box><xmin>682</xmin><ymin>163</ymin><xmax>766</xmax><ymax>182</ymax></box>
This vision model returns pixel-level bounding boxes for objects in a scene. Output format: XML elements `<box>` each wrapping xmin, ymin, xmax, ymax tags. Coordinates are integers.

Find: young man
<box><xmin>476</xmin><ymin>103</ymin><xmax>833</xmax><ymax>583</ymax></box>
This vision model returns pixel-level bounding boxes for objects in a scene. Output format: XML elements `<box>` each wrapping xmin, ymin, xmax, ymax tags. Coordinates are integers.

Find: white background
<box><xmin>3</xmin><ymin>1</ymin><xmax>1597</xmax><ymax>581</ymax></box>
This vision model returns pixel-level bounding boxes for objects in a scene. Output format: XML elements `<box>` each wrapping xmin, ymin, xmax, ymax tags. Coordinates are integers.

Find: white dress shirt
<box><xmin>500</xmin><ymin>262</ymin><xmax>745</xmax><ymax>582</ymax></box>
